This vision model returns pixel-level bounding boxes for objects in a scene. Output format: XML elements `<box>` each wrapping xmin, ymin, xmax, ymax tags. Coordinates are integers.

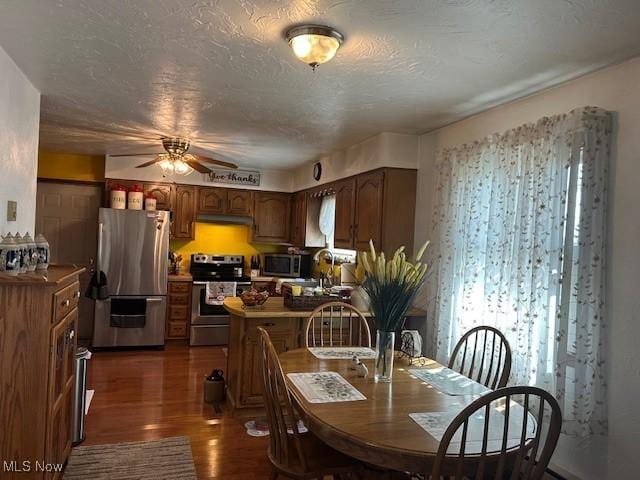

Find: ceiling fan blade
<box><xmin>110</xmin><ymin>153</ymin><xmax>164</xmax><ymax>157</ymax></box>
<box><xmin>194</xmin><ymin>155</ymin><xmax>238</xmax><ymax>169</ymax></box>
<box><xmin>185</xmin><ymin>160</ymin><xmax>212</xmax><ymax>174</ymax></box>
<box><xmin>135</xmin><ymin>159</ymin><xmax>163</xmax><ymax>168</ymax></box>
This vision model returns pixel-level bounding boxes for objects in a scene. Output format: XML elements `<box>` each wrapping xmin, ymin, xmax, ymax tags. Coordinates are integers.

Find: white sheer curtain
<box><xmin>429</xmin><ymin>107</ymin><xmax>611</xmax><ymax>436</ymax></box>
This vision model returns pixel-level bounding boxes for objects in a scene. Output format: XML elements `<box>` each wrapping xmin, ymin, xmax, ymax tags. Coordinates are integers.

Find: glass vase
<box><xmin>375</xmin><ymin>330</ymin><xmax>395</xmax><ymax>382</ymax></box>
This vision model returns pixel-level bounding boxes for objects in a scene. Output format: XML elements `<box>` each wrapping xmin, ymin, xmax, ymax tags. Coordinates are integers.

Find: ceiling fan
<box><xmin>110</xmin><ymin>137</ymin><xmax>238</xmax><ymax>175</ymax></box>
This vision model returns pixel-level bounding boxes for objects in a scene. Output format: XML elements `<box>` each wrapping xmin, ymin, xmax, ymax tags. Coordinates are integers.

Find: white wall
<box><xmin>0</xmin><ymin>45</ymin><xmax>40</xmax><ymax>236</ymax></box>
<box><xmin>291</xmin><ymin>132</ymin><xmax>419</xmax><ymax>191</ymax></box>
<box><xmin>105</xmin><ymin>156</ymin><xmax>293</xmax><ymax>192</ymax></box>
<box><xmin>414</xmin><ymin>56</ymin><xmax>640</xmax><ymax>480</ymax></box>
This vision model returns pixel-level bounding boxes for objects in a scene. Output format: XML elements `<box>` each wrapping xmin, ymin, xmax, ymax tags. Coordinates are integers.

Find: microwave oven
<box><xmin>262</xmin><ymin>254</ymin><xmax>311</xmax><ymax>278</ymax></box>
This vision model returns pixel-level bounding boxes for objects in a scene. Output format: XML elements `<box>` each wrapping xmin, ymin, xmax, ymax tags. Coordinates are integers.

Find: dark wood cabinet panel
<box><xmin>355</xmin><ymin>171</ymin><xmax>385</xmax><ymax>251</ymax></box>
<box><xmin>252</xmin><ymin>192</ymin><xmax>291</xmax><ymax>244</ymax></box>
<box><xmin>239</xmin><ymin>327</ymin><xmax>294</xmax><ymax>405</ymax></box>
<box><xmin>166</xmin><ymin>281</ymin><xmax>191</xmax><ymax>340</ymax></box>
<box><xmin>290</xmin><ymin>191</ymin><xmax>307</xmax><ymax>246</ymax></box>
<box><xmin>227</xmin><ymin>189</ymin><xmax>253</xmax><ymax>216</ymax></box>
<box><xmin>334</xmin><ymin>178</ymin><xmax>356</xmax><ymax>249</ymax></box>
<box><xmin>198</xmin><ymin>187</ymin><xmax>227</xmax><ymax>214</ymax></box>
<box><xmin>173</xmin><ymin>185</ymin><xmax>197</xmax><ymax>239</ymax></box>
<box><xmin>143</xmin><ymin>183</ymin><xmax>174</xmax><ymax>210</ymax></box>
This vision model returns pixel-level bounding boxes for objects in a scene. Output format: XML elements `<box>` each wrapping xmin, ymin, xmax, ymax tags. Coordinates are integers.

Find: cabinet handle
<box><xmin>262</xmin><ymin>322</ymin><xmax>275</xmax><ymax>327</ymax></box>
<box><xmin>75</xmin><ymin>291</ymin><xmax>81</xmax><ymax>298</ymax></box>
<box><xmin>69</xmin><ymin>330</ymin><xmax>75</xmax><ymax>340</ymax></box>
<box><xmin>62</xmin><ymin>299</ymin><xmax>70</xmax><ymax>307</ymax></box>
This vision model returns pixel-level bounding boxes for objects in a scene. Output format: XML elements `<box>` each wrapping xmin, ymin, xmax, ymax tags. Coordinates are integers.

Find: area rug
<box><xmin>63</xmin><ymin>436</ymin><xmax>197</xmax><ymax>480</ymax></box>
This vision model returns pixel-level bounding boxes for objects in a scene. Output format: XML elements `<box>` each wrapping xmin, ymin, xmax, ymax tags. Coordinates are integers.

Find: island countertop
<box><xmin>223</xmin><ymin>297</ymin><xmax>426</xmax><ymax>318</ymax></box>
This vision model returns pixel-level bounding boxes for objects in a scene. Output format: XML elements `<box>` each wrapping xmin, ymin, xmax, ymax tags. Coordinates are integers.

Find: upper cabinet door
<box><xmin>334</xmin><ymin>179</ymin><xmax>356</xmax><ymax>249</ymax></box>
<box><xmin>198</xmin><ymin>187</ymin><xmax>227</xmax><ymax>214</ymax></box>
<box><xmin>252</xmin><ymin>192</ymin><xmax>291</xmax><ymax>244</ymax></box>
<box><xmin>290</xmin><ymin>191</ymin><xmax>307</xmax><ymax>247</ymax></box>
<box><xmin>355</xmin><ymin>171</ymin><xmax>384</xmax><ymax>251</ymax></box>
<box><xmin>143</xmin><ymin>183</ymin><xmax>174</xmax><ymax>210</ymax></box>
<box><xmin>173</xmin><ymin>185</ymin><xmax>197</xmax><ymax>239</ymax></box>
<box><xmin>226</xmin><ymin>189</ymin><xmax>253</xmax><ymax>216</ymax></box>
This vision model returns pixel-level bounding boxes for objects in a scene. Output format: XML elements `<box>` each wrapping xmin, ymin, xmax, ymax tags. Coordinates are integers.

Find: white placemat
<box><xmin>409</xmin><ymin>366</ymin><xmax>491</xmax><ymax>396</ymax></box>
<box><xmin>410</xmin><ymin>400</ymin><xmax>536</xmax><ymax>454</ymax></box>
<box><xmin>287</xmin><ymin>372</ymin><xmax>366</xmax><ymax>403</ymax></box>
<box><xmin>308</xmin><ymin>347</ymin><xmax>377</xmax><ymax>360</ymax></box>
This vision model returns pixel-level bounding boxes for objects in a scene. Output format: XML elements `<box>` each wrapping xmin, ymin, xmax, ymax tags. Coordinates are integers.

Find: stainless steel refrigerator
<box><xmin>92</xmin><ymin>208</ymin><xmax>169</xmax><ymax>347</ymax></box>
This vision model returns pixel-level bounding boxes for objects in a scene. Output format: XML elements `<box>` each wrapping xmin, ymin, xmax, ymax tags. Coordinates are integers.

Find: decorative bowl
<box><xmin>240</xmin><ymin>289</ymin><xmax>269</xmax><ymax>307</ymax></box>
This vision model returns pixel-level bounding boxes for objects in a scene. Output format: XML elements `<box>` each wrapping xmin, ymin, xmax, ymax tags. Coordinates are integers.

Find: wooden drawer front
<box><xmin>168</xmin><ymin>293</ymin><xmax>190</xmax><ymax>306</ymax></box>
<box><xmin>169</xmin><ymin>282</ymin><xmax>191</xmax><ymax>294</ymax></box>
<box><xmin>168</xmin><ymin>322</ymin><xmax>188</xmax><ymax>338</ymax></box>
<box><xmin>246</xmin><ymin>318</ymin><xmax>296</xmax><ymax>337</ymax></box>
<box><xmin>169</xmin><ymin>305</ymin><xmax>189</xmax><ymax>321</ymax></box>
<box><xmin>53</xmin><ymin>281</ymin><xmax>81</xmax><ymax>322</ymax></box>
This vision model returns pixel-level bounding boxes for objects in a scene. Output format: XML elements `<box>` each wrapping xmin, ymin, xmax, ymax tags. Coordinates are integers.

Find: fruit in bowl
<box><xmin>240</xmin><ymin>288</ymin><xmax>269</xmax><ymax>307</ymax></box>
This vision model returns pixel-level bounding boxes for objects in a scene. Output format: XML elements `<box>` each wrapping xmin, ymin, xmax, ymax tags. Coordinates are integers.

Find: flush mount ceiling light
<box><xmin>286</xmin><ymin>25</ymin><xmax>344</xmax><ymax>70</ymax></box>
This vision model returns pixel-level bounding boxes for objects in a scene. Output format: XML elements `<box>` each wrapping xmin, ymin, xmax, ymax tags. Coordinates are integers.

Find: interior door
<box><xmin>36</xmin><ymin>181</ymin><xmax>102</xmax><ymax>342</ymax></box>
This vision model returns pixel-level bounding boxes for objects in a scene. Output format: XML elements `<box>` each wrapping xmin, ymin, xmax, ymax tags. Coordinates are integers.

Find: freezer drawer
<box><xmin>190</xmin><ymin>324</ymin><xmax>229</xmax><ymax>346</ymax></box>
<box><xmin>93</xmin><ymin>296</ymin><xmax>166</xmax><ymax>347</ymax></box>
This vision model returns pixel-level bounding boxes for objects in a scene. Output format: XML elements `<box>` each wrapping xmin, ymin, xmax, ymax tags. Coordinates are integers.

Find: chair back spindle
<box><xmin>429</xmin><ymin>386</ymin><xmax>562</xmax><ymax>480</ymax></box>
<box><xmin>449</xmin><ymin>326</ymin><xmax>512</xmax><ymax>389</ymax></box>
<box><xmin>304</xmin><ymin>302</ymin><xmax>371</xmax><ymax>348</ymax></box>
<box><xmin>258</xmin><ymin>327</ymin><xmax>307</xmax><ymax>472</ymax></box>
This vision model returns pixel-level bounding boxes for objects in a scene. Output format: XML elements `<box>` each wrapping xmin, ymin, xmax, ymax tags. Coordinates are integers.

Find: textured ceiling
<box><xmin>1</xmin><ymin>0</ymin><xmax>640</xmax><ymax>168</ymax></box>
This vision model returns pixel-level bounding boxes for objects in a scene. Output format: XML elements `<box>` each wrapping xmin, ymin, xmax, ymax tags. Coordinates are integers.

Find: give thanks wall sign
<box><xmin>205</xmin><ymin>169</ymin><xmax>261</xmax><ymax>186</ymax></box>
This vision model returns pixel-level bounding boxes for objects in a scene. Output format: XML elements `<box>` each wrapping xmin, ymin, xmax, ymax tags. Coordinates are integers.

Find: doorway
<box><xmin>36</xmin><ymin>181</ymin><xmax>102</xmax><ymax>342</ymax></box>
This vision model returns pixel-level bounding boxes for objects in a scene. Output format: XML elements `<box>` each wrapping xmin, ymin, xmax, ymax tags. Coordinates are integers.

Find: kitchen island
<box><xmin>223</xmin><ymin>297</ymin><xmax>426</xmax><ymax>414</ymax></box>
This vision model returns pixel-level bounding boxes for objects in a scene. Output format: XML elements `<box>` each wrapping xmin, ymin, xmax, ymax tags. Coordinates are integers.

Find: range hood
<box><xmin>196</xmin><ymin>214</ymin><xmax>253</xmax><ymax>225</ymax></box>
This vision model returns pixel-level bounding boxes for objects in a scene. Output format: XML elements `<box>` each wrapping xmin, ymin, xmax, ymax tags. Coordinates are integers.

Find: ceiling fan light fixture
<box><xmin>173</xmin><ymin>159</ymin><xmax>193</xmax><ymax>175</ymax></box>
<box><xmin>286</xmin><ymin>25</ymin><xmax>343</xmax><ymax>70</ymax></box>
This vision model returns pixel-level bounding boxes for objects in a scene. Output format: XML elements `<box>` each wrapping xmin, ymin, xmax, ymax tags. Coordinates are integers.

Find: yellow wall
<box><xmin>38</xmin><ymin>150</ymin><xmax>105</xmax><ymax>182</ymax></box>
<box><xmin>170</xmin><ymin>222</ymin><xmax>280</xmax><ymax>270</ymax></box>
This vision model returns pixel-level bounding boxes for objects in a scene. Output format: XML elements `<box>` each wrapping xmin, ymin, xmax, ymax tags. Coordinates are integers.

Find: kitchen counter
<box><xmin>168</xmin><ymin>272</ymin><xmax>193</xmax><ymax>282</ymax></box>
<box><xmin>0</xmin><ymin>264</ymin><xmax>86</xmax><ymax>286</ymax></box>
<box><xmin>223</xmin><ymin>296</ymin><xmax>427</xmax><ymax>318</ymax></box>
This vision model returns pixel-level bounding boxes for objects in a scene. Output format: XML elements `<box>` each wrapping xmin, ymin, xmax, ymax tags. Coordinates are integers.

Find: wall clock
<box><xmin>313</xmin><ymin>162</ymin><xmax>322</xmax><ymax>181</ymax></box>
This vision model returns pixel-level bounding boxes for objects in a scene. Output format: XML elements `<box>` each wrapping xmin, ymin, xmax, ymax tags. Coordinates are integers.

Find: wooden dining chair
<box><xmin>428</xmin><ymin>385</ymin><xmax>562</xmax><ymax>480</ymax></box>
<box><xmin>304</xmin><ymin>301</ymin><xmax>372</xmax><ymax>348</ymax></box>
<box><xmin>257</xmin><ymin>327</ymin><xmax>362</xmax><ymax>479</ymax></box>
<box><xmin>448</xmin><ymin>326</ymin><xmax>512</xmax><ymax>389</ymax></box>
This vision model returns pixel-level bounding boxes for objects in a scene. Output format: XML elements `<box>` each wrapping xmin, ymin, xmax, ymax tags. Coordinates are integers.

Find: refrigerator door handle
<box><xmin>97</xmin><ymin>222</ymin><xmax>103</xmax><ymax>273</ymax></box>
<box><xmin>145</xmin><ymin>297</ymin><xmax>163</xmax><ymax>303</ymax></box>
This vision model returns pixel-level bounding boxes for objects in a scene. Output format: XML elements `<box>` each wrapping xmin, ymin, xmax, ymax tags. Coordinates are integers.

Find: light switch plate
<box><xmin>7</xmin><ymin>200</ymin><xmax>17</xmax><ymax>222</ymax></box>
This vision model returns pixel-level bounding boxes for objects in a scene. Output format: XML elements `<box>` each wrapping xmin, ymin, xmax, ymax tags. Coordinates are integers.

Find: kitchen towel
<box><xmin>205</xmin><ymin>282</ymin><xmax>237</xmax><ymax>306</ymax></box>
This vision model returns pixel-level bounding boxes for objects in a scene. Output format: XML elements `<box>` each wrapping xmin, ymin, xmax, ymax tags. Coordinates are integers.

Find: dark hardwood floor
<box><xmin>84</xmin><ymin>343</ymin><xmax>270</xmax><ymax>479</ymax></box>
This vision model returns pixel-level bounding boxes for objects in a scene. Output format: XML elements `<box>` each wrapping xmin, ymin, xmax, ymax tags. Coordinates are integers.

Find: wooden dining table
<box><xmin>278</xmin><ymin>348</ymin><xmax>485</xmax><ymax>473</ymax></box>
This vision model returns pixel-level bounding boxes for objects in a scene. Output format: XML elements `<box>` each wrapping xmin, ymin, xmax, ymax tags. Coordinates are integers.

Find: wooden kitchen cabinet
<box><xmin>166</xmin><ymin>281</ymin><xmax>191</xmax><ymax>340</ymax></box>
<box><xmin>290</xmin><ymin>191</ymin><xmax>307</xmax><ymax>246</ymax></box>
<box><xmin>333</xmin><ymin>178</ymin><xmax>357</xmax><ymax>249</ymax></box>
<box><xmin>198</xmin><ymin>187</ymin><xmax>253</xmax><ymax>216</ymax></box>
<box><xmin>227</xmin><ymin>317</ymin><xmax>299</xmax><ymax>409</ymax></box>
<box><xmin>173</xmin><ymin>185</ymin><xmax>197</xmax><ymax>239</ymax></box>
<box><xmin>0</xmin><ymin>265</ymin><xmax>84</xmax><ymax>480</ymax></box>
<box><xmin>354</xmin><ymin>170</ymin><xmax>385</xmax><ymax>251</ymax></box>
<box><xmin>251</xmin><ymin>191</ymin><xmax>292</xmax><ymax>244</ymax></box>
<box><xmin>143</xmin><ymin>182</ymin><xmax>174</xmax><ymax>210</ymax></box>
<box><xmin>198</xmin><ymin>187</ymin><xmax>227</xmax><ymax>214</ymax></box>
<box><xmin>289</xmin><ymin>168</ymin><xmax>416</xmax><ymax>254</ymax></box>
